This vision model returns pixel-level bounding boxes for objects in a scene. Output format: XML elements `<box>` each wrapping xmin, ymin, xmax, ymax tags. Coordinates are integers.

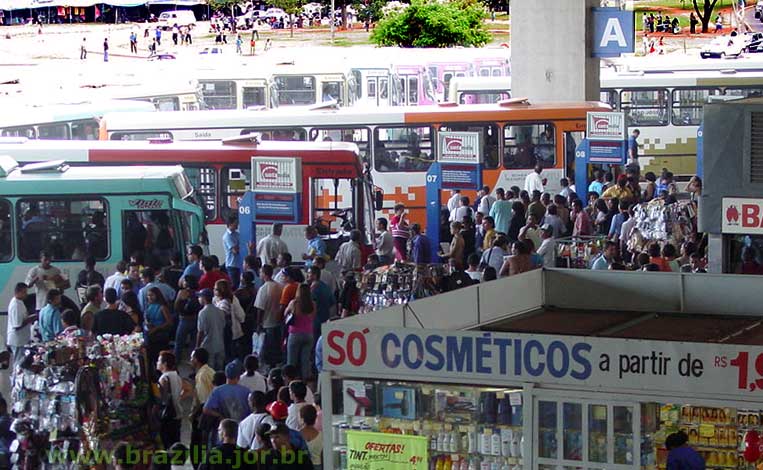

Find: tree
<box><xmin>370</xmin><ymin>0</ymin><xmax>491</xmax><ymax>48</ymax></box>
<box><xmin>354</xmin><ymin>0</ymin><xmax>386</xmax><ymax>30</ymax></box>
<box><xmin>207</xmin><ymin>0</ymin><xmax>242</xmax><ymax>32</ymax></box>
<box><xmin>693</xmin><ymin>0</ymin><xmax>720</xmax><ymax>33</ymax></box>
<box><xmin>271</xmin><ymin>0</ymin><xmax>304</xmax><ymax>37</ymax></box>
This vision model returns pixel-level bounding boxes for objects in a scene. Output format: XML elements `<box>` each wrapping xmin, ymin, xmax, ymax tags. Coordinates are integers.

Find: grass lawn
<box><xmin>632</xmin><ymin>0</ymin><xmax>750</xmax><ymax>11</ymax></box>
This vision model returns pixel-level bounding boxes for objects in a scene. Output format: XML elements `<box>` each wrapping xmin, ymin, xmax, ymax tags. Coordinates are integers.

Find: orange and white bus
<box><xmin>0</xmin><ymin>139</ymin><xmax>376</xmax><ymax>260</ymax></box>
<box><xmin>99</xmin><ymin>102</ymin><xmax>609</xmax><ymax>222</ymax></box>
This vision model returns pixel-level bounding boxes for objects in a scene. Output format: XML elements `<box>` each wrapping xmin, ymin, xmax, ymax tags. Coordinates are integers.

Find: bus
<box><xmin>350</xmin><ymin>66</ymin><xmax>402</xmax><ymax>108</ymax></box>
<box><xmin>0</xmin><ymin>156</ymin><xmax>204</xmax><ymax>310</ymax></box>
<box><xmin>448</xmin><ymin>77</ymin><xmax>511</xmax><ymax>104</ymax></box>
<box><xmin>392</xmin><ymin>64</ymin><xmax>437</xmax><ymax>106</ymax></box>
<box><xmin>271</xmin><ymin>60</ymin><xmax>358</xmax><ymax>107</ymax></box>
<box><xmin>196</xmin><ymin>66</ymin><xmax>279</xmax><ymax>110</ymax></box>
<box><xmin>0</xmin><ymin>100</ymin><xmax>156</xmax><ymax>140</ymax></box>
<box><xmin>98</xmin><ymin>101</ymin><xmax>610</xmax><ymax>222</ymax></box>
<box><xmin>0</xmin><ymin>139</ymin><xmax>377</xmax><ymax>260</ymax></box>
<box><xmin>81</xmin><ymin>80</ymin><xmax>204</xmax><ymax>112</ymax></box>
<box><xmin>449</xmin><ymin>68</ymin><xmax>763</xmax><ymax>179</ymax></box>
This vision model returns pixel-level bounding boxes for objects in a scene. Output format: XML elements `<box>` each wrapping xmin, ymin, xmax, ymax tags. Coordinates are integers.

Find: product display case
<box><xmin>329</xmin><ymin>378</ymin><xmax>525</xmax><ymax>470</ymax></box>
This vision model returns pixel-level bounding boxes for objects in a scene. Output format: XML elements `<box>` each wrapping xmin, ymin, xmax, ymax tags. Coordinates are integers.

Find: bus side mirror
<box><xmin>374</xmin><ymin>190</ymin><xmax>383</xmax><ymax>211</ymax></box>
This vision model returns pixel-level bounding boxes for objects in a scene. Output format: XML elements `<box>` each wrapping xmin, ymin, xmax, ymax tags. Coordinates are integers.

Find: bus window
<box><xmin>440</xmin><ymin>124</ymin><xmax>500</xmax><ymax>170</ymax></box>
<box><xmin>725</xmin><ymin>87</ymin><xmax>763</xmax><ymax>98</ymax></box>
<box><xmin>479</xmin><ymin>67</ymin><xmax>490</xmax><ymax>77</ymax></box>
<box><xmin>275</xmin><ymin>76</ymin><xmax>316</xmax><ymax>105</ymax></box>
<box><xmin>1</xmin><ymin>126</ymin><xmax>36</xmax><ymax>138</ymax></box>
<box><xmin>443</xmin><ymin>72</ymin><xmax>454</xmax><ymax>94</ymax></box>
<box><xmin>242</xmin><ymin>128</ymin><xmax>306</xmax><ymax>141</ymax></box>
<box><xmin>351</xmin><ymin>70</ymin><xmax>362</xmax><ymax>99</ymax></box>
<box><xmin>620</xmin><ymin>89</ymin><xmax>668</xmax><ymax>126</ymax></box>
<box><xmin>672</xmin><ymin>88</ymin><xmax>720</xmax><ymax>126</ymax></box>
<box><xmin>408</xmin><ymin>77</ymin><xmax>419</xmax><ymax>105</ymax></box>
<box><xmin>600</xmin><ymin>89</ymin><xmax>619</xmax><ymax>109</ymax></box>
<box><xmin>368</xmin><ymin>80</ymin><xmax>377</xmax><ymax>98</ymax></box>
<box><xmin>123</xmin><ymin>210</ymin><xmax>173</xmax><ymax>264</ymax></box>
<box><xmin>399</xmin><ymin>78</ymin><xmax>408</xmax><ymax>105</ymax></box>
<box><xmin>112</xmin><ymin>131</ymin><xmax>174</xmax><ymax>141</ymax></box>
<box><xmin>201</xmin><ymin>80</ymin><xmax>237</xmax><ymax>110</ymax></box>
<box><xmin>503</xmin><ymin>123</ymin><xmax>556</xmax><ymax>169</ymax></box>
<box><xmin>322</xmin><ymin>81</ymin><xmax>342</xmax><ymax>105</ymax></box>
<box><xmin>243</xmin><ymin>87</ymin><xmax>266</xmax><ymax>108</ymax></box>
<box><xmin>380</xmin><ymin>78</ymin><xmax>388</xmax><ymax>100</ymax></box>
<box><xmin>374</xmin><ymin>126</ymin><xmax>433</xmax><ymax>172</ymax></box>
<box><xmin>71</xmin><ymin>119</ymin><xmax>100</xmax><ymax>140</ymax></box>
<box><xmin>38</xmin><ymin>123</ymin><xmax>69</xmax><ymax>140</ymax></box>
<box><xmin>221</xmin><ymin>166</ymin><xmax>249</xmax><ymax>220</ymax></box>
<box><xmin>310</xmin><ymin>127</ymin><xmax>370</xmax><ymax>163</ymax></box>
<box><xmin>492</xmin><ymin>68</ymin><xmax>502</xmax><ymax>77</ymax></box>
<box><xmin>0</xmin><ymin>199</ymin><xmax>11</xmax><ymax>262</ymax></box>
<box><xmin>312</xmin><ymin>178</ymin><xmax>355</xmax><ymax>236</ymax></box>
<box><xmin>183</xmin><ymin>167</ymin><xmax>217</xmax><ymax>222</ymax></box>
<box><xmin>153</xmin><ymin>96</ymin><xmax>181</xmax><ymax>111</ymax></box>
<box><xmin>17</xmin><ymin>198</ymin><xmax>108</xmax><ymax>262</ymax></box>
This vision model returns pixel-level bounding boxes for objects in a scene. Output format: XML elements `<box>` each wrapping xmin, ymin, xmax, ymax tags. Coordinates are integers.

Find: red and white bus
<box><xmin>0</xmin><ymin>138</ymin><xmax>377</xmax><ymax>260</ymax></box>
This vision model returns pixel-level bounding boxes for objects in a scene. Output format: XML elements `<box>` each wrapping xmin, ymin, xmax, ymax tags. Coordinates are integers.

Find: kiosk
<box><xmin>426</xmin><ymin>131</ymin><xmax>484</xmax><ymax>261</ymax></box>
<box><xmin>574</xmin><ymin>111</ymin><xmax>628</xmax><ymax>195</ymax></box>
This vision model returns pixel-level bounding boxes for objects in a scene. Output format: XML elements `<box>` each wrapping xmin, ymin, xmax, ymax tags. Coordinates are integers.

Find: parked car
<box><xmin>157</xmin><ymin>10</ymin><xmax>197</xmax><ymax>30</ymax></box>
<box><xmin>756</xmin><ymin>0</ymin><xmax>763</xmax><ymax>19</ymax></box>
<box><xmin>263</xmin><ymin>7</ymin><xmax>288</xmax><ymax>21</ymax></box>
<box><xmin>235</xmin><ymin>9</ymin><xmax>261</xmax><ymax>29</ymax></box>
<box><xmin>700</xmin><ymin>34</ymin><xmax>745</xmax><ymax>58</ymax></box>
<box><xmin>744</xmin><ymin>32</ymin><xmax>763</xmax><ymax>53</ymax></box>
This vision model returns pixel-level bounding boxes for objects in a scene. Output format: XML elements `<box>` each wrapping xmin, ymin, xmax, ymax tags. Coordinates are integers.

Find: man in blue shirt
<box><xmin>138</xmin><ymin>267</ymin><xmax>176</xmax><ymax>311</ymax></box>
<box><xmin>181</xmin><ymin>245</ymin><xmax>204</xmax><ymax>283</ymax></box>
<box><xmin>223</xmin><ymin>216</ymin><xmax>242</xmax><ymax>289</ymax></box>
<box><xmin>39</xmin><ymin>289</ymin><xmax>63</xmax><ymax>341</ymax></box>
<box><xmin>588</xmin><ymin>169</ymin><xmax>605</xmax><ymax>196</ymax></box>
<box><xmin>302</xmin><ymin>226</ymin><xmax>326</xmax><ymax>268</ymax></box>
<box><xmin>308</xmin><ymin>266</ymin><xmax>336</xmax><ymax>339</ymax></box>
<box><xmin>608</xmin><ymin>201</ymin><xmax>631</xmax><ymax>243</ymax></box>
<box><xmin>203</xmin><ymin>361</ymin><xmax>252</xmax><ymax>445</ymax></box>
<box><xmin>628</xmin><ymin>129</ymin><xmax>640</xmax><ymax>161</ymax></box>
<box><xmin>410</xmin><ymin>224</ymin><xmax>432</xmax><ymax>264</ymax></box>
<box><xmin>591</xmin><ymin>241</ymin><xmax>618</xmax><ymax>270</ymax></box>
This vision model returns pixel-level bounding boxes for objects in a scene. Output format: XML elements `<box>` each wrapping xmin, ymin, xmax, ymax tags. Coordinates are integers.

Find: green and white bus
<box><xmin>0</xmin><ymin>157</ymin><xmax>205</xmax><ymax>309</ymax></box>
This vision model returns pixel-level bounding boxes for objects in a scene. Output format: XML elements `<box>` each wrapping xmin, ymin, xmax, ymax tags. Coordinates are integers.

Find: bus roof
<box><xmin>0</xmin><ymin>100</ymin><xmax>156</xmax><ymax>128</ymax></box>
<box><xmin>0</xmin><ymin>139</ymin><xmax>364</xmax><ymax>167</ymax></box>
<box><xmin>101</xmin><ymin>101</ymin><xmax>609</xmax><ymax>130</ymax></box>
<box><xmin>0</xmin><ymin>162</ymin><xmax>191</xmax><ymax>197</ymax></box>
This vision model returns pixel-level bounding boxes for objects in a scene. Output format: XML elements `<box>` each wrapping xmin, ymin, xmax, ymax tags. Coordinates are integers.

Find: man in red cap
<box><xmin>266</xmin><ymin>401</ymin><xmax>309</xmax><ymax>453</ymax></box>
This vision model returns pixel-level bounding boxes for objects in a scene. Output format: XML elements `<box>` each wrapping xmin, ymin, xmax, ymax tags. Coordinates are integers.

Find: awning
<box><xmin>1</xmin><ymin>0</ymin><xmax>150</xmax><ymax>9</ymax></box>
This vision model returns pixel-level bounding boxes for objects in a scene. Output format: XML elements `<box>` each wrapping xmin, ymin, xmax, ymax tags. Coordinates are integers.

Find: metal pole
<box><xmin>330</xmin><ymin>0</ymin><xmax>334</xmax><ymax>44</ymax></box>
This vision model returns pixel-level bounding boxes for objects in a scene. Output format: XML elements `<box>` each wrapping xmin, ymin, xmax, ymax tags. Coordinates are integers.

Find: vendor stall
<box><xmin>359</xmin><ymin>263</ymin><xmax>445</xmax><ymax>314</ymax></box>
<box><xmin>321</xmin><ymin>324</ymin><xmax>763</xmax><ymax>470</ymax></box>
<box><xmin>11</xmin><ymin>332</ymin><xmax>153</xmax><ymax>469</ymax></box>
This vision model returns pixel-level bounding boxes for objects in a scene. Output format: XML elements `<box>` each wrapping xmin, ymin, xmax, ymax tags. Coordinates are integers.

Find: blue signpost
<box><xmin>592</xmin><ymin>8</ymin><xmax>635</xmax><ymax>58</ymax></box>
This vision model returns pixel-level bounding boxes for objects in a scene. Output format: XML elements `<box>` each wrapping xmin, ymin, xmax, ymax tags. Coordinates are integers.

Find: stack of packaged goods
<box><xmin>11</xmin><ymin>333</ymin><xmax>151</xmax><ymax>468</ymax></box>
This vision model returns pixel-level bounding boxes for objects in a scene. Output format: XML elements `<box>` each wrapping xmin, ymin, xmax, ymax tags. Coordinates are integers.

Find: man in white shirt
<box><xmin>239</xmin><ymin>355</ymin><xmax>267</xmax><ymax>393</ymax></box>
<box><xmin>477</xmin><ymin>186</ymin><xmax>496</xmax><ymax>216</ymax></box>
<box><xmin>449</xmin><ymin>196</ymin><xmax>474</xmax><ymax>223</ymax></box>
<box><xmin>375</xmin><ymin>218</ymin><xmax>394</xmax><ymax>265</ymax></box>
<box><xmin>536</xmin><ymin>225</ymin><xmax>557</xmax><ymax>267</ymax></box>
<box><xmin>7</xmin><ymin>283</ymin><xmax>36</xmax><ymax>373</ymax></box>
<box><xmin>256</xmin><ymin>223</ymin><xmax>289</xmax><ymax>267</ymax></box>
<box><xmin>104</xmin><ymin>260</ymin><xmax>128</xmax><ymax>291</ymax></box>
<box><xmin>335</xmin><ymin>230</ymin><xmax>362</xmax><ymax>273</ymax></box>
<box><xmin>446</xmin><ymin>189</ymin><xmax>461</xmax><ymax>213</ymax></box>
<box><xmin>524</xmin><ymin>164</ymin><xmax>545</xmax><ymax>195</ymax></box>
<box><xmin>238</xmin><ymin>390</ymin><xmax>274</xmax><ymax>450</ymax></box>
<box><xmin>25</xmin><ymin>251</ymin><xmax>68</xmax><ymax>311</ymax></box>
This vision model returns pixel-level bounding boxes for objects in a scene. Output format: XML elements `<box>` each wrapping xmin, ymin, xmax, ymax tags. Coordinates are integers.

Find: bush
<box><xmin>370</xmin><ymin>0</ymin><xmax>491</xmax><ymax>48</ymax></box>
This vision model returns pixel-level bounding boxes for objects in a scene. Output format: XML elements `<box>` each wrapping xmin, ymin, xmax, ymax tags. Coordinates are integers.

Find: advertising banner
<box><xmin>346</xmin><ymin>431</ymin><xmax>428</xmax><ymax>470</ymax></box>
<box><xmin>586</xmin><ymin>111</ymin><xmax>626</xmax><ymax>141</ymax></box>
<box><xmin>325</xmin><ymin>326</ymin><xmax>763</xmax><ymax>401</ymax></box>
<box><xmin>722</xmin><ymin>198</ymin><xmax>763</xmax><ymax>235</ymax></box>
<box><xmin>251</xmin><ymin>156</ymin><xmax>301</xmax><ymax>193</ymax></box>
<box><xmin>437</xmin><ymin>131</ymin><xmax>482</xmax><ymax>164</ymax></box>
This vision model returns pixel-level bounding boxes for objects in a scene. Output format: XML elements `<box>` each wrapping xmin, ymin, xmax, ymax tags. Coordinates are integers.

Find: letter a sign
<box><xmin>592</xmin><ymin>8</ymin><xmax>634</xmax><ymax>57</ymax></box>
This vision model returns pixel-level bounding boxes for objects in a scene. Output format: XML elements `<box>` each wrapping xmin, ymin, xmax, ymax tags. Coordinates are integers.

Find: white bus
<box><xmin>447</xmin><ymin>68</ymin><xmax>763</xmax><ymax>179</ymax></box>
<box><xmin>0</xmin><ymin>100</ymin><xmax>156</xmax><ymax>140</ymax></box>
<box><xmin>195</xmin><ymin>66</ymin><xmax>279</xmax><ymax>110</ymax></box>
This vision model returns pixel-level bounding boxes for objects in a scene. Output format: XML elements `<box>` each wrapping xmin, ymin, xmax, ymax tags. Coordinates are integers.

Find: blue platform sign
<box><xmin>440</xmin><ymin>164</ymin><xmax>480</xmax><ymax>189</ymax></box>
<box><xmin>592</xmin><ymin>8</ymin><xmax>635</xmax><ymax>58</ymax></box>
<box><xmin>589</xmin><ymin>140</ymin><xmax>627</xmax><ymax>164</ymax></box>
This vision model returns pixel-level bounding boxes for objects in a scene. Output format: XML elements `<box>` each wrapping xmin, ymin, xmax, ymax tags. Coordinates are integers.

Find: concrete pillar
<box><xmin>510</xmin><ymin>0</ymin><xmax>600</xmax><ymax>102</ymax></box>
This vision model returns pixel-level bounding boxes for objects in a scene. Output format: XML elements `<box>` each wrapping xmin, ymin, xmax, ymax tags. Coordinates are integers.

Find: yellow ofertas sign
<box><xmin>347</xmin><ymin>431</ymin><xmax>428</xmax><ymax>470</ymax></box>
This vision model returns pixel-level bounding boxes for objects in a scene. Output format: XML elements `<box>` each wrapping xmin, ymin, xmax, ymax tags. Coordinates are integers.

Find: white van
<box><xmin>158</xmin><ymin>10</ymin><xmax>197</xmax><ymax>29</ymax></box>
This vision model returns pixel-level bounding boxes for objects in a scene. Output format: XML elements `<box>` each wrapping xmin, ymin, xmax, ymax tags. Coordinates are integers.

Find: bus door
<box><xmin>241</xmin><ymin>81</ymin><xmax>267</xmax><ymax>109</ymax></box>
<box><xmin>564</xmin><ymin>130</ymin><xmax>585</xmax><ymax>188</ymax></box>
<box><xmin>364</xmin><ymin>75</ymin><xmax>390</xmax><ymax>107</ymax></box>
<box><xmin>118</xmin><ymin>195</ymin><xmax>179</xmax><ymax>266</ymax></box>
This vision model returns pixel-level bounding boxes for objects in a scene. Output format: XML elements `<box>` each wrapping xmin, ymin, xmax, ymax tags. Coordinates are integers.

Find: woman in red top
<box><xmin>390</xmin><ymin>203</ymin><xmax>410</xmax><ymax>261</ymax></box>
<box><xmin>647</xmin><ymin>242</ymin><xmax>672</xmax><ymax>272</ymax></box>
